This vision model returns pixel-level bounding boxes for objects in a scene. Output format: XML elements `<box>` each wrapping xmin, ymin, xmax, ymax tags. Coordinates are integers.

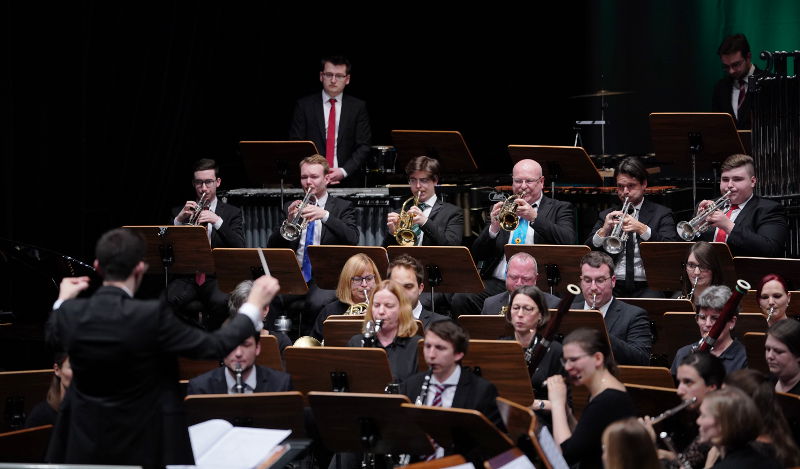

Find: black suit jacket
<box><xmin>711</xmin><ymin>66</ymin><xmax>768</xmax><ymax>129</ymax></box>
<box><xmin>400</xmin><ymin>367</ymin><xmax>504</xmax><ymax>430</ymax></box>
<box><xmin>472</xmin><ymin>196</ymin><xmax>576</xmax><ymax>278</ymax></box>
<box><xmin>45</xmin><ymin>286</ymin><xmax>255</xmax><ymax>467</ymax></box>
<box><xmin>699</xmin><ymin>195</ymin><xmax>787</xmax><ymax>257</ymax></box>
<box><xmin>186</xmin><ymin>365</ymin><xmax>292</xmax><ymax>394</ymax></box>
<box><xmin>171</xmin><ymin>200</ymin><xmax>245</xmax><ymax>248</ymax></box>
<box><xmin>289</xmin><ymin>93</ymin><xmax>371</xmax><ymax>176</ymax></box>
<box><xmin>571</xmin><ymin>296</ymin><xmax>651</xmax><ymax>365</ymax></box>
<box><xmin>480</xmin><ymin>290</ymin><xmax>560</xmax><ymax>315</ymax></box>
<box><xmin>418</xmin><ymin>307</ymin><xmax>449</xmax><ymax>328</ymax></box>
<box><xmin>267</xmin><ymin>194</ymin><xmax>359</xmax><ymax>249</ymax></box>
<box><xmin>383</xmin><ymin>197</ymin><xmax>464</xmax><ymax>246</ymax></box>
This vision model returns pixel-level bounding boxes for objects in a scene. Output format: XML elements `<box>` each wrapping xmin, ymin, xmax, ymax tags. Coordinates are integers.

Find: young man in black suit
<box><xmin>588</xmin><ymin>156</ymin><xmax>678</xmax><ymax>298</ymax></box>
<box><xmin>289</xmin><ymin>55</ymin><xmax>371</xmax><ymax>186</ymax></box>
<box><xmin>387</xmin><ymin>254</ymin><xmax>449</xmax><ymax>328</ymax></box>
<box><xmin>697</xmin><ymin>153</ymin><xmax>787</xmax><ymax>257</ymax></box>
<box><xmin>45</xmin><ymin>228</ymin><xmax>278</xmax><ymax>467</ymax></box>
<box><xmin>711</xmin><ymin>34</ymin><xmax>767</xmax><ymax>130</ymax></box>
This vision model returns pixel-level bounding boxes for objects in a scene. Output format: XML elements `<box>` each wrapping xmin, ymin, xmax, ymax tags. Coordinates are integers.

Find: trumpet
<box><xmin>603</xmin><ymin>197</ymin><xmax>633</xmax><ymax>255</ymax></box>
<box><xmin>395</xmin><ymin>191</ymin><xmax>421</xmax><ymax>246</ymax></box>
<box><xmin>497</xmin><ymin>190</ymin><xmax>527</xmax><ymax>231</ymax></box>
<box><xmin>280</xmin><ymin>187</ymin><xmax>318</xmax><ymax>242</ymax></box>
<box><xmin>188</xmin><ymin>192</ymin><xmax>210</xmax><ymax>225</ymax></box>
<box><xmin>677</xmin><ymin>190</ymin><xmax>732</xmax><ymax>241</ymax></box>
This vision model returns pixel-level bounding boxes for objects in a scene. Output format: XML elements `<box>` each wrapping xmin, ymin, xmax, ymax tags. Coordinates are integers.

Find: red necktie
<box><xmin>737</xmin><ymin>79</ymin><xmax>747</xmax><ymax>109</ymax></box>
<box><xmin>325</xmin><ymin>98</ymin><xmax>336</xmax><ymax>168</ymax></box>
<box><xmin>714</xmin><ymin>204</ymin><xmax>739</xmax><ymax>242</ymax></box>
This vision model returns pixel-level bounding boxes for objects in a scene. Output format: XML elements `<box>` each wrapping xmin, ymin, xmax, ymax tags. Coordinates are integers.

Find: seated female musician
<box><xmin>499</xmin><ymin>285</ymin><xmax>563</xmax><ymax>407</ymax></box>
<box><xmin>677</xmin><ymin>241</ymin><xmax>723</xmax><ymax>304</ymax></box>
<box><xmin>602</xmin><ymin>418</ymin><xmax>661</xmax><ymax>469</ymax></box>
<box><xmin>696</xmin><ymin>388</ymin><xmax>781</xmax><ymax>468</ymax></box>
<box><xmin>546</xmin><ymin>328</ymin><xmax>635</xmax><ymax>469</ymax></box>
<box><xmin>645</xmin><ymin>351</ymin><xmax>726</xmax><ymax>469</ymax></box>
<box><xmin>311</xmin><ymin>253</ymin><xmax>381</xmax><ymax>341</ymax></box>
<box><xmin>724</xmin><ymin>369</ymin><xmax>800</xmax><ymax>467</ymax></box>
<box><xmin>758</xmin><ymin>273</ymin><xmax>796</xmax><ymax>326</ymax></box>
<box><xmin>25</xmin><ymin>352</ymin><xmax>72</xmax><ymax>428</ymax></box>
<box><xmin>670</xmin><ymin>285</ymin><xmax>747</xmax><ymax>376</ymax></box>
<box><xmin>765</xmin><ymin>318</ymin><xmax>800</xmax><ymax>395</ymax></box>
<box><xmin>347</xmin><ymin>280</ymin><xmax>422</xmax><ymax>383</ymax></box>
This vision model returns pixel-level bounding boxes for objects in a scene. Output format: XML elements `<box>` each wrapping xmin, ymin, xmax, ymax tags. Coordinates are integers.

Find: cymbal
<box><xmin>570</xmin><ymin>89</ymin><xmax>634</xmax><ymax>99</ymax></box>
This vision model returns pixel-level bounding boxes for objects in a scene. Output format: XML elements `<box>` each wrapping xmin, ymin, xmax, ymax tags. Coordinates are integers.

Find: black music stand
<box><xmin>507</xmin><ymin>145</ymin><xmax>604</xmax><ymax>195</ymax></box>
<box><xmin>649</xmin><ymin>113</ymin><xmax>745</xmax><ymax>207</ymax></box>
<box><xmin>239</xmin><ymin>140</ymin><xmax>319</xmax><ymax>209</ymax></box>
<box><xmin>307</xmin><ymin>246</ymin><xmax>389</xmax><ymax>290</ymax></box>
<box><xmin>387</xmin><ymin>246</ymin><xmax>484</xmax><ymax>313</ymax></box>
<box><xmin>211</xmin><ymin>248</ymin><xmax>307</xmax><ymax>295</ymax></box>
<box><xmin>639</xmin><ymin>241</ymin><xmax>736</xmax><ymax>293</ymax></box>
<box><xmin>733</xmin><ymin>257</ymin><xmax>800</xmax><ymax>290</ymax></box>
<box><xmin>124</xmin><ymin>225</ymin><xmax>212</xmax><ymax>290</ymax></box>
<box><xmin>390</xmin><ymin>130</ymin><xmax>479</xmax><ymax>174</ymax></box>
<box><xmin>504</xmin><ymin>244</ymin><xmax>590</xmax><ymax>295</ymax></box>
<box><xmin>283</xmin><ymin>347</ymin><xmax>395</xmax><ymax>394</ymax></box>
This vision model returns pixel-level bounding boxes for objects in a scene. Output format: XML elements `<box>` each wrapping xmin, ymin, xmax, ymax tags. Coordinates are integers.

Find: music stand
<box><xmin>507</xmin><ymin>146</ymin><xmax>604</xmax><ymax>196</ymax></box>
<box><xmin>733</xmin><ymin>257</ymin><xmax>800</xmax><ymax>290</ymax></box>
<box><xmin>625</xmin><ymin>384</ymin><xmax>682</xmax><ymax>418</ymax></box>
<box><xmin>124</xmin><ymin>225</ymin><xmax>212</xmax><ymax>290</ymax></box>
<box><xmin>387</xmin><ymin>246</ymin><xmax>484</xmax><ymax>312</ymax></box>
<box><xmin>307</xmin><ymin>246</ymin><xmax>389</xmax><ymax>290</ymax></box>
<box><xmin>402</xmin><ymin>403</ymin><xmax>514</xmax><ymax>462</ymax></box>
<box><xmin>284</xmin><ymin>347</ymin><xmax>394</xmax><ymax>394</ymax></box>
<box><xmin>742</xmin><ymin>332</ymin><xmax>769</xmax><ymax>374</ymax></box>
<box><xmin>184</xmin><ymin>392</ymin><xmax>307</xmax><ymax>437</ymax></box>
<box><xmin>618</xmin><ymin>366</ymin><xmax>675</xmax><ymax>389</ymax></box>
<box><xmin>0</xmin><ymin>370</ymin><xmax>52</xmax><ymax>433</ymax></box>
<box><xmin>211</xmin><ymin>248</ymin><xmax>307</xmax><ymax>295</ymax></box>
<box><xmin>504</xmin><ymin>245</ymin><xmax>590</xmax><ymax>295</ymax></box>
<box><xmin>649</xmin><ymin>113</ymin><xmax>745</xmax><ymax>207</ymax></box>
<box><xmin>323</xmin><ymin>319</ymin><xmax>424</xmax><ymax>347</ymax></box>
<box><xmin>0</xmin><ymin>425</ymin><xmax>53</xmax><ymax>463</ymax></box>
<box><xmin>239</xmin><ymin>140</ymin><xmax>318</xmax><ymax>210</ymax></box>
<box><xmin>457</xmin><ymin>315</ymin><xmax>515</xmax><ymax>340</ymax></box>
<box><xmin>639</xmin><ymin>242</ymin><xmax>736</xmax><ymax>292</ymax></box>
<box><xmin>308</xmin><ymin>392</ymin><xmax>433</xmax><ymax>457</ymax></box>
<box><xmin>496</xmin><ymin>397</ymin><xmax>558</xmax><ymax>469</ymax></box>
<box><xmin>390</xmin><ymin>130</ymin><xmax>479</xmax><ymax>174</ymax></box>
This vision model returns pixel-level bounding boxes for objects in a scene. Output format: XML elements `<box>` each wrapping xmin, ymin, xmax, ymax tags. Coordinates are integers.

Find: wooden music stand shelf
<box><xmin>504</xmin><ymin>245</ymin><xmax>590</xmax><ymax>295</ymax></box>
<box><xmin>284</xmin><ymin>347</ymin><xmax>395</xmax><ymax>395</ymax></box>
<box><xmin>239</xmin><ymin>140</ymin><xmax>318</xmax><ymax>187</ymax></box>
<box><xmin>387</xmin><ymin>246</ymin><xmax>484</xmax><ymax>294</ymax></box>
<box><xmin>212</xmin><ymin>247</ymin><xmax>307</xmax><ymax>295</ymax></box>
<box><xmin>639</xmin><ymin>242</ymin><xmax>736</xmax><ymax>292</ymax></box>
<box><xmin>307</xmin><ymin>246</ymin><xmax>388</xmax><ymax>290</ymax></box>
<box><xmin>184</xmin><ymin>391</ymin><xmax>307</xmax><ymax>437</ymax></box>
<box><xmin>390</xmin><ymin>130</ymin><xmax>478</xmax><ymax>174</ymax></box>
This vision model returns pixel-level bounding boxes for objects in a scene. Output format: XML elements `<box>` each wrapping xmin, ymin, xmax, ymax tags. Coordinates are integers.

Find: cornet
<box><xmin>497</xmin><ymin>190</ymin><xmax>527</xmax><ymax>231</ymax></box>
<box><xmin>188</xmin><ymin>192</ymin><xmax>210</xmax><ymax>225</ymax></box>
<box><xmin>677</xmin><ymin>190</ymin><xmax>732</xmax><ymax>241</ymax></box>
<box><xmin>394</xmin><ymin>191</ymin><xmax>421</xmax><ymax>246</ymax></box>
<box><xmin>280</xmin><ymin>187</ymin><xmax>318</xmax><ymax>242</ymax></box>
<box><xmin>603</xmin><ymin>197</ymin><xmax>633</xmax><ymax>255</ymax></box>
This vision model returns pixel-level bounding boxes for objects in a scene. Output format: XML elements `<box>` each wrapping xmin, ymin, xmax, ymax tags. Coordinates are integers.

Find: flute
<box><xmin>651</xmin><ymin>397</ymin><xmax>696</xmax><ymax>425</ymax></box>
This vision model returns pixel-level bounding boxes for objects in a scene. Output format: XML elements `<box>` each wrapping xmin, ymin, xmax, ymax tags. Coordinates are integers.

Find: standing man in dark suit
<box><xmin>697</xmin><ymin>153</ymin><xmax>787</xmax><ymax>257</ymax></box>
<box><xmin>387</xmin><ymin>254</ymin><xmax>449</xmax><ymax>328</ymax></box>
<box><xmin>452</xmin><ymin>158</ymin><xmax>576</xmax><ymax>315</ymax></box>
<box><xmin>268</xmin><ymin>154</ymin><xmax>360</xmax><ymax>331</ymax></box>
<box><xmin>573</xmin><ymin>251</ymin><xmax>651</xmax><ymax>365</ymax></box>
<box><xmin>186</xmin><ymin>330</ymin><xmax>291</xmax><ymax>394</ymax></box>
<box><xmin>45</xmin><ymin>228</ymin><xmax>278</xmax><ymax>467</ymax></box>
<box><xmin>290</xmin><ymin>55</ymin><xmax>371</xmax><ymax>186</ymax></box>
<box><xmin>384</xmin><ymin>156</ymin><xmax>463</xmax><ymax>247</ymax></box>
<box><xmin>711</xmin><ymin>34</ymin><xmax>767</xmax><ymax>130</ymax></box>
<box><xmin>588</xmin><ymin>157</ymin><xmax>677</xmax><ymax>298</ymax></box>
<box><xmin>480</xmin><ymin>252</ymin><xmax>560</xmax><ymax>316</ymax></box>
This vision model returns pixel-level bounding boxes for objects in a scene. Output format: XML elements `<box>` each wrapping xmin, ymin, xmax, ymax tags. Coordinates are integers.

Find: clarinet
<box><xmin>694</xmin><ymin>280</ymin><xmax>750</xmax><ymax>352</ymax></box>
<box><xmin>362</xmin><ymin>319</ymin><xmax>383</xmax><ymax>348</ymax></box>
<box><xmin>415</xmin><ymin>369</ymin><xmax>433</xmax><ymax>405</ymax></box>
<box><xmin>526</xmin><ymin>284</ymin><xmax>580</xmax><ymax>375</ymax></box>
<box><xmin>234</xmin><ymin>363</ymin><xmax>244</xmax><ymax>394</ymax></box>
<box><xmin>659</xmin><ymin>432</ymin><xmax>691</xmax><ymax>469</ymax></box>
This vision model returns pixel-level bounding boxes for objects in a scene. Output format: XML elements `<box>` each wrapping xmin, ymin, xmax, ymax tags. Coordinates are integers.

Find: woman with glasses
<box><xmin>678</xmin><ymin>242</ymin><xmax>724</xmax><ymax>304</ymax></box>
<box><xmin>499</xmin><ymin>285</ymin><xmax>563</xmax><ymax>409</ymax></box>
<box><xmin>670</xmin><ymin>286</ymin><xmax>747</xmax><ymax>376</ymax></box>
<box><xmin>757</xmin><ymin>273</ymin><xmax>796</xmax><ymax>326</ymax></box>
<box><xmin>765</xmin><ymin>319</ymin><xmax>800</xmax><ymax>395</ymax></box>
<box><xmin>347</xmin><ymin>280</ymin><xmax>422</xmax><ymax>382</ymax></box>
<box><xmin>311</xmin><ymin>253</ymin><xmax>381</xmax><ymax>341</ymax></box>
<box><xmin>546</xmin><ymin>328</ymin><xmax>635</xmax><ymax>469</ymax></box>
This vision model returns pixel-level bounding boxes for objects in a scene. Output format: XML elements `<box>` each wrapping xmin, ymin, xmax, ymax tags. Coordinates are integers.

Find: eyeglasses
<box><xmin>510</xmin><ymin>304</ymin><xmax>537</xmax><ymax>314</ymax></box>
<box><xmin>322</xmin><ymin>72</ymin><xmax>348</xmax><ymax>80</ymax></box>
<box><xmin>409</xmin><ymin>177</ymin><xmax>432</xmax><ymax>185</ymax></box>
<box><xmin>580</xmin><ymin>276</ymin><xmax>610</xmax><ymax>286</ymax></box>
<box><xmin>560</xmin><ymin>354</ymin><xmax>589</xmax><ymax>367</ymax></box>
<box><xmin>351</xmin><ymin>275</ymin><xmax>376</xmax><ymax>284</ymax></box>
<box><xmin>192</xmin><ymin>179</ymin><xmax>217</xmax><ymax>187</ymax></box>
<box><xmin>512</xmin><ymin>177</ymin><xmax>543</xmax><ymax>185</ymax></box>
<box><xmin>686</xmin><ymin>262</ymin><xmax>710</xmax><ymax>272</ymax></box>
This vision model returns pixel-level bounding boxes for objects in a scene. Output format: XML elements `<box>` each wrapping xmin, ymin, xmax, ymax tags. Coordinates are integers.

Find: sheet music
<box><xmin>537</xmin><ymin>426</ymin><xmax>570</xmax><ymax>469</ymax></box>
<box><xmin>183</xmin><ymin>419</ymin><xmax>291</xmax><ymax>469</ymax></box>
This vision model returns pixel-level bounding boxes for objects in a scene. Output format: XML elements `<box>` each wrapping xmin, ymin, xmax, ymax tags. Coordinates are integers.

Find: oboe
<box><xmin>234</xmin><ymin>363</ymin><xmax>244</xmax><ymax>394</ymax></box>
<box><xmin>415</xmin><ymin>369</ymin><xmax>433</xmax><ymax>405</ymax></box>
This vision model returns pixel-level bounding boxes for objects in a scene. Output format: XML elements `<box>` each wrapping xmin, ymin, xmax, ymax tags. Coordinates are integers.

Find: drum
<box><xmin>367</xmin><ymin>146</ymin><xmax>397</xmax><ymax>174</ymax></box>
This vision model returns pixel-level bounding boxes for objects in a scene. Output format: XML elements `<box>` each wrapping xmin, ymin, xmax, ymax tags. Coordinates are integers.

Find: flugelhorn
<box><xmin>603</xmin><ymin>197</ymin><xmax>633</xmax><ymax>254</ymax></box>
<box><xmin>498</xmin><ymin>190</ymin><xmax>527</xmax><ymax>231</ymax></box>
<box><xmin>395</xmin><ymin>191</ymin><xmax>421</xmax><ymax>246</ymax></box>
<box><xmin>280</xmin><ymin>187</ymin><xmax>318</xmax><ymax>242</ymax></box>
<box><xmin>677</xmin><ymin>190</ymin><xmax>732</xmax><ymax>241</ymax></box>
<box><xmin>188</xmin><ymin>192</ymin><xmax>210</xmax><ymax>225</ymax></box>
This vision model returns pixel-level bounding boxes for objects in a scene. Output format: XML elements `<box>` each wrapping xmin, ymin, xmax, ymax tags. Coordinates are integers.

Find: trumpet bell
<box><xmin>293</xmin><ymin>336</ymin><xmax>322</xmax><ymax>347</ymax></box>
<box><xmin>395</xmin><ymin>228</ymin><xmax>416</xmax><ymax>246</ymax></box>
<box><xmin>676</xmin><ymin>221</ymin><xmax>699</xmax><ymax>241</ymax></box>
<box><xmin>499</xmin><ymin>213</ymin><xmax>519</xmax><ymax>231</ymax></box>
<box><xmin>603</xmin><ymin>236</ymin><xmax>623</xmax><ymax>255</ymax></box>
<box><xmin>279</xmin><ymin>220</ymin><xmax>302</xmax><ymax>241</ymax></box>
